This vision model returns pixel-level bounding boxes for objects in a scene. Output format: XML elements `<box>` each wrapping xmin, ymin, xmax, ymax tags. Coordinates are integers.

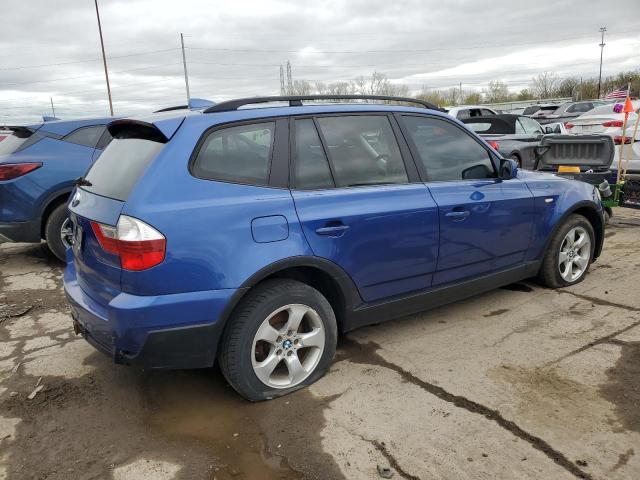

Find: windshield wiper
<box><xmin>74</xmin><ymin>177</ymin><xmax>92</xmax><ymax>187</ymax></box>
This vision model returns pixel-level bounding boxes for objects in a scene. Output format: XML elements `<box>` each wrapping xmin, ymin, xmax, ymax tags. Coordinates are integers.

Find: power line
<box><xmin>0</xmin><ymin>48</ymin><xmax>181</xmax><ymax>71</ymax></box>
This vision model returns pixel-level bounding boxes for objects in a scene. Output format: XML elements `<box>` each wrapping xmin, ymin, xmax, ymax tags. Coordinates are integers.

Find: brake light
<box><xmin>487</xmin><ymin>140</ymin><xmax>500</xmax><ymax>151</ymax></box>
<box><xmin>565</xmin><ymin>122</ymin><xmax>574</xmax><ymax>129</ymax></box>
<box><xmin>603</xmin><ymin>120</ymin><xmax>623</xmax><ymax>128</ymax></box>
<box><xmin>90</xmin><ymin>215</ymin><xmax>166</xmax><ymax>271</ymax></box>
<box><xmin>613</xmin><ymin>136</ymin><xmax>632</xmax><ymax>145</ymax></box>
<box><xmin>0</xmin><ymin>162</ymin><xmax>42</xmax><ymax>181</ymax></box>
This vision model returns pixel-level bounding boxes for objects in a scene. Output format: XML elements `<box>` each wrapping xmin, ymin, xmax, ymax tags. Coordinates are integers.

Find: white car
<box><xmin>445</xmin><ymin>105</ymin><xmax>498</xmax><ymax>119</ymax></box>
<box><xmin>568</xmin><ymin>101</ymin><xmax>640</xmax><ymax>174</ymax></box>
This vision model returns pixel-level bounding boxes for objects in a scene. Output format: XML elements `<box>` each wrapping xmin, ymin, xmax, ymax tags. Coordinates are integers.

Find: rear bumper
<box><xmin>64</xmin><ymin>262</ymin><xmax>241</xmax><ymax>369</ymax></box>
<box><xmin>0</xmin><ymin>219</ymin><xmax>41</xmax><ymax>243</ymax></box>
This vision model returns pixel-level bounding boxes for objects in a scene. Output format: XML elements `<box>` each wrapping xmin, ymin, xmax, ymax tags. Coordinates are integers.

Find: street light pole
<box><xmin>180</xmin><ymin>33</ymin><xmax>191</xmax><ymax>106</ymax></box>
<box><xmin>94</xmin><ymin>0</ymin><xmax>114</xmax><ymax>116</ymax></box>
<box><xmin>597</xmin><ymin>26</ymin><xmax>607</xmax><ymax>99</ymax></box>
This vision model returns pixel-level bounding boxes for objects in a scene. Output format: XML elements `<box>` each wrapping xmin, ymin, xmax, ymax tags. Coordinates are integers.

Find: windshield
<box><xmin>83</xmin><ymin>137</ymin><xmax>163</xmax><ymax>201</ymax></box>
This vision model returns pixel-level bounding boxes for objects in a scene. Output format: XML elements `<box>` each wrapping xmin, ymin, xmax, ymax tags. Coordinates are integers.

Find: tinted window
<box><xmin>192</xmin><ymin>122</ymin><xmax>274</xmax><ymax>185</ymax></box>
<box><xmin>567</xmin><ymin>102</ymin><xmax>592</xmax><ymax>113</ymax></box>
<box><xmin>402</xmin><ymin>115</ymin><xmax>495</xmax><ymax>182</ymax></box>
<box><xmin>0</xmin><ymin>129</ymin><xmax>39</xmax><ymax>155</ymax></box>
<box><xmin>457</xmin><ymin>109</ymin><xmax>471</xmax><ymax>119</ymax></box>
<box><xmin>96</xmin><ymin>128</ymin><xmax>113</xmax><ymax>150</ymax></box>
<box><xmin>84</xmin><ymin>138</ymin><xmax>163</xmax><ymax>201</ymax></box>
<box><xmin>63</xmin><ymin>126</ymin><xmax>106</xmax><ymax>148</ymax></box>
<box><xmin>481</xmin><ymin>109</ymin><xmax>495</xmax><ymax>116</ymax></box>
<box><xmin>316</xmin><ymin>115</ymin><xmax>408</xmax><ymax>187</ymax></box>
<box><xmin>522</xmin><ymin>106</ymin><xmax>540</xmax><ymax>115</ymax></box>
<box><xmin>293</xmin><ymin>119</ymin><xmax>334</xmax><ymax>189</ymax></box>
<box><xmin>519</xmin><ymin>116</ymin><xmax>543</xmax><ymax>134</ymax></box>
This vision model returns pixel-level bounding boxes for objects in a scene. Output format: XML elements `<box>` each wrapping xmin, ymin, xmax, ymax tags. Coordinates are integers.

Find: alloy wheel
<box><xmin>558</xmin><ymin>226</ymin><xmax>591</xmax><ymax>282</ymax></box>
<box><xmin>251</xmin><ymin>304</ymin><xmax>325</xmax><ymax>389</ymax></box>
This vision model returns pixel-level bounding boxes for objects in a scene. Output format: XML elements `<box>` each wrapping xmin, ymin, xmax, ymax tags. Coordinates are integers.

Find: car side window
<box><xmin>519</xmin><ymin>116</ymin><xmax>543</xmax><ymax>134</ymax></box>
<box><xmin>457</xmin><ymin>109</ymin><xmax>471</xmax><ymax>119</ymax></box>
<box><xmin>63</xmin><ymin>126</ymin><xmax>106</xmax><ymax>148</ymax></box>
<box><xmin>192</xmin><ymin>122</ymin><xmax>275</xmax><ymax>185</ymax></box>
<box><xmin>402</xmin><ymin>115</ymin><xmax>496</xmax><ymax>182</ymax></box>
<box><xmin>293</xmin><ymin>119</ymin><xmax>334</xmax><ymax>190</ymax></box>
<box><xmin>515</xmin><ymin>119</ymin><xmax>526</xmax><ymax>134</ymax></box>
<box><xmin>481</xmin><ymin>109</ymin><xmax>495</xmax><ymax>116</ymax></box>
<box><xmin>315</xmin><ymin>115</ymin><xmax>408</xmax><ymax>187</ymax></box>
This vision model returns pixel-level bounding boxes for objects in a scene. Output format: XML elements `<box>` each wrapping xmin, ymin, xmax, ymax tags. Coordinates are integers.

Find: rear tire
<box><xmin>44</xmin><ymin>203</ymin><xmax>71</xmax><ymax>262</ymax></box>
<box><xmin>538</xmin><ymin>214</ymin><xmax>595</xmax><ymax>288</ymax></box>
<box><xmin>218</xmin><ymin>279</ymin><xmax>338</xmax><ymax>401</ymax></box>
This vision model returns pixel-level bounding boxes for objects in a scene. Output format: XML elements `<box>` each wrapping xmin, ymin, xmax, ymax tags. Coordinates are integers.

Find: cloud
<box><xmin>0</xmin><ymin>0</ymin><xmax>639</xmax><ymax>123</ymax></box>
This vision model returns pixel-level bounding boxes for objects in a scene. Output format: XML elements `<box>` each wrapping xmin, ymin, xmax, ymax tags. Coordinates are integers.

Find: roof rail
<box><xmin>203</xmin><ymin>95</ymin><xmax>441</xmax><ymax>113</ymax></box>
<box><xmin>153</xmin><ymin>105</ymin><xmax>188</xmax><ymax>113</ymax></box>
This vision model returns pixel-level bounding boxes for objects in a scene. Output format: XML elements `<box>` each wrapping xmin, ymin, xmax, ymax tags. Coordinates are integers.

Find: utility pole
<box><xmin>286</xmin><ymin>60</ymin><xmax>292</xmax><ymax>94</ymax></box>
<box><xmin>50</xmin><ymin>97</ymin><xmax>56</xmax><ymax>117</ymax></box>
<box><xmin>94</xmin><ymin>0</ymin><xmax>113</xmax><ymax>116</ymax></box>
<box><xmin>180</xmin><ymin>33</ymin><xmax>191</xmax><ymax>106</ymax></box>
<box><xmin>597</xmin><ymin>26</ymin><xmax>607</xmax><ymax>99</ymax></box>
<box><xmin>279</xmin><ymin>65</ymin><xmax>286</xmax><ymax>95</ymax></box>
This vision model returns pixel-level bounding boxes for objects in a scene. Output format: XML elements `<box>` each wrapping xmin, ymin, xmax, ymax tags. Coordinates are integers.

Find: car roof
<box><xmin>460</xmin><ymin>114</ymin><xmax>519</xmax><ymax>134</ymax></box>
<box><xmin>33</xmin><ymin>116</ymin><xmax>116</xmax><ymax>136</ymax></box>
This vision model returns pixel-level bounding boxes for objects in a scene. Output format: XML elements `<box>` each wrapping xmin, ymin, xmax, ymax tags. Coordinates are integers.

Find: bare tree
<box><xmin>530</xmin><ymin>72</ymin><xmax>560</xmax><ymax>99</ymax></box>
<box><xmin>482</xmin><ymin>80</ymin><xmax>511</xmax><ymax>103</ymax></box>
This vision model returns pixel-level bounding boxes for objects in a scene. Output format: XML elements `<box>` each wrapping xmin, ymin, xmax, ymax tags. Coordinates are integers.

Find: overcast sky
<box><xmin>1</xmin><ymin>0</ymin><xmax>639</xmax><ymax>123</ymax></box>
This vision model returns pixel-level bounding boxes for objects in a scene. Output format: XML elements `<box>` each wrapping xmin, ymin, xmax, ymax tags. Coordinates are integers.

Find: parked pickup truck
<box><xmin>462</xmin><ymin>114</ymin><xmax>545</xmax><ymax>169</ymax></box>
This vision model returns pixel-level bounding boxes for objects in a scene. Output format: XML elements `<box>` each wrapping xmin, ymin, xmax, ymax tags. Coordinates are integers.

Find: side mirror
<box><xmin>499</xmin><ymin>158</ymin><xmax>518</xmax><ymax>180</ymax></box>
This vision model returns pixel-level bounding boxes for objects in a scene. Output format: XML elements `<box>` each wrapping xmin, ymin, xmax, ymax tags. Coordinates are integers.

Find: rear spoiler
<box><xmin>6</xmin><ymin>126</ymin><xmax>35</xmax><ymax>138</ymax></box>
<box><xmin>107</xmin><ymin>119</ymin><xmax>169</xmax><ymax>143</ymax></box>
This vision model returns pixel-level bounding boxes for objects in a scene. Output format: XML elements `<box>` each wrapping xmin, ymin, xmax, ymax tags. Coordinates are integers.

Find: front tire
<box><xmin>44</xmin><ymin>203</ymin><xmax>72</xmax><ymax>262</ymax></box>
<box><xmin>218</xmin><ymin>279</ymin><xmax>337</xmax><ymax>401</ymax></box>
<box><xmin>538</xmin><ymin>214</ymin><xmax>595</xmax><ymax>288</ymax></box>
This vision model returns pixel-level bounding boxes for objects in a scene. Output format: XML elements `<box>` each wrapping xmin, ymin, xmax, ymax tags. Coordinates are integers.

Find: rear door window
<box><xmin>63</xmin><ymin>126</ymin><xmax>106</xmax><ymax>148</ymax></box>
<box><xmin>401</xmin><ymin>115</ymin><xmax>495</xmax><ymax>182</ymax></box>
<box><xmin>293</xmin><ymin>119</ymin><xmax>334</xmax><ymax>190</ymax></box>
<box><xmin>315</xmin><ymin>115</ymin><xmax>408</xmax><ymax>187</ymax></box>
<box><xmin>192</xmin><ymin>122</ymin><xmax>275</xmax><ymax>185</ymax></box>
<box><xmin>84</xmin><ymin>138</ymin><xmax>163</xmax><ymax>201</ymax></box>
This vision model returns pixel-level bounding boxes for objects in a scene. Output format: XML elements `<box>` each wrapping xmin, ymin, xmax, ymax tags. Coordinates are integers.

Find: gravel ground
<box><xmin>1</xmin><ymin>209</ymin><xmax>639</xmax><ymax>480</ymax></box>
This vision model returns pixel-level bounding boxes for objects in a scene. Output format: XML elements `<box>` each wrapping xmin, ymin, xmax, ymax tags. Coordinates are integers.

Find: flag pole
<box><xmin>622</xmin><ymin>102</ymin><xmax>639</xmax><ymax>180</ymax></box>
<box><xmin>615</xmin><ymin>84</ymin><xmax>633</xmax><ymax>193</ymax></box>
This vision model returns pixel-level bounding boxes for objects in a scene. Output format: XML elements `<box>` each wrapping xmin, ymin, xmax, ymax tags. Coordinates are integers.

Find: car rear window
<box><xmin>0</xmin><ymin>129</ymin><xmax>39</xmax><ymax>155</ymax></box>
<box><xmin>83</xmin><ymin>138</ymin><xmax>163</xmax><ymax>201</ymax></box>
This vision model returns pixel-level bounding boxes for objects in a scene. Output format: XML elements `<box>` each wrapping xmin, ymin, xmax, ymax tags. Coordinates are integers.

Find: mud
<box><xmin>600</xmin><ymin>341</ymin><xmax>640</xmax><ymax>434</ymax></box>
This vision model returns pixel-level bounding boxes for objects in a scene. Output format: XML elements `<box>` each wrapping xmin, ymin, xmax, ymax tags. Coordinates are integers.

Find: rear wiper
<box><xmin>74</xmin><ymin>177</ymin><xmax>92</xmax><ymax>187</ymax></box>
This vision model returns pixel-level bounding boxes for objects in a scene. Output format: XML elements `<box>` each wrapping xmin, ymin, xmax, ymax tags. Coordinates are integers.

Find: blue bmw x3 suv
<box><xmin>64</xmin><ymin>95</ymin><xmax>605</xmax><ymax>401</ymax></box>
<box><xmin>0</xmin><ymin>117</ymin><xmax>114</xmax><ymax>260</ymax></box>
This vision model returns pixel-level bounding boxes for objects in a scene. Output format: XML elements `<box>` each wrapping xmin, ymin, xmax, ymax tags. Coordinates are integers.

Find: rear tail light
<box><xmin>564</xmin><ymin>122</ymin><xmax>574</xmax><ymax>129</ymax></box>
<box><xmin>91</xmin><ymin>215</ymin><xmax>166</xmax><ymax>271</ymax></box>
<box><xmin>613</xmin><ymin>136</ymin><xmax>632</xmax><ymax>145</ymax></box>
<box><xmin>0</xmin><ymin>162</ymin><xmax>42</xmax><ymax>181</ymax></box>
<box><xmin>603</xmin><ymin>120</ymin><xmax>624</xmax><ymax>128</ymax></box>
<box><xmin>487</xmin><ymin>140</ymin><xmax>500</xmax><ymax>151</ymax></box>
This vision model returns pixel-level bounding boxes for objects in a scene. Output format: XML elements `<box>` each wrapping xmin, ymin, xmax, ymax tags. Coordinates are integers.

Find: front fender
<box><xmin>521</xmin><ymin>172</ymin><xmax>604</xmax><ymax>262</ymax></box>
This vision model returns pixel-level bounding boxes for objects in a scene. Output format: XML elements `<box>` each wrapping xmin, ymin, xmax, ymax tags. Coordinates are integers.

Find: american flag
<box><xmin>605</xmin><ymin>85</ymin><xmax>629</xmax><ymax>99</ymax></box>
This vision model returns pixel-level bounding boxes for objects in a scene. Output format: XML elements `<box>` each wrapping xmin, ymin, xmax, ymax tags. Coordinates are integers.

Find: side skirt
<box><xmin>344</xmin><ymin>261</ymin><xmax>541</xmax><ymax>331</ymax></box>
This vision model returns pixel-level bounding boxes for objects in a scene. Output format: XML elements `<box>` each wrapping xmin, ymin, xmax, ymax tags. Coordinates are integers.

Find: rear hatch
<box><xmin>68</xmin><ymin>120</ymin><xmax>168</xmax><ymax>306</ymax></box>
<box><xmin>534</xmin><ymin>134</ymin><xmax>614</xmax><ymax>171</ymax></box>
<box><xmin>0</xmin><ymin>125</ymin><xmax>44</xmax><ymax>161</ymax></box>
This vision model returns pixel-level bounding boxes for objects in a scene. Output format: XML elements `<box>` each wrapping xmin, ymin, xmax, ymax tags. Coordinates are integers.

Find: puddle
<box><xmin>144</xmin><ymin>369</ymin><xmax>301</xmax><ymax>479</ymax></box>
<box><xmin>599</xmin><ymin>341</ymin><xmax>640</xmax><ymax>433</ymax></box>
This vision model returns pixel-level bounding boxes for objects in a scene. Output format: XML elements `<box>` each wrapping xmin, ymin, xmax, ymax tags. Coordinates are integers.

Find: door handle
<box><xmin>445</xmin><ymin>210</ymin><xmax>470</xmax><ymax>220</ymax></box>
<box><xmin>315</xmin><ymin>224</ymin><xmax>350</xmax><ymax>236</ymax></box>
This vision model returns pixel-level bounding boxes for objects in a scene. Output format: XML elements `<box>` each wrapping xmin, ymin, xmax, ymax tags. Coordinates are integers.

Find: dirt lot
<box><xmin>1</xmin><ymin>209</ymin><xmax>639</xmax><ymax>480</ymax></box>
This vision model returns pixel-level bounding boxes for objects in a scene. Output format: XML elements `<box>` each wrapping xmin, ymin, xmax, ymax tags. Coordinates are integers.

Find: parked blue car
<box><xmin>0</xmin><ymin>117</ymin><xmax>114</xmax><ymax>260</ymax></box>
<box><xmin>63</xmin><ymin>95</ymin><xmax>605</xmax><ymax>401</ymax></box>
